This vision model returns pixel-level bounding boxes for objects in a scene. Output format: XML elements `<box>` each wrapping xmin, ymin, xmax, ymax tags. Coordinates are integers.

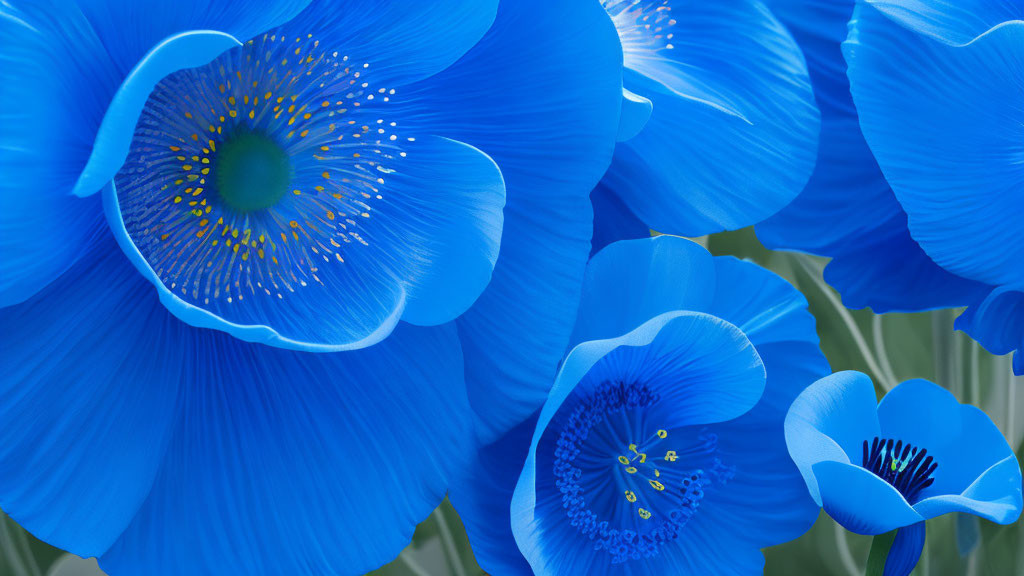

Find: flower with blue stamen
<box><xmin>755</xmin><ymin>0</ymin><xmax>1024</xmax><ymax>373</ymax></box>
<box><xmin>590</xmin><ymin>0</ymin><xmax>821</xmax><ymax>253</ymax></box>
<box><xmin>0</xmin><ymin>0</ymin><xmax>624</xmax><ymax>573</ymax></box>
<box><xmin>786</xmin><ymin>372</ymin><xmax>1023</xmax><ymax>576</ymax></box>
<box><xmin>451</xmin><ymin>235</ymin><xmax>830</xmax><ymax>575</ymax></box>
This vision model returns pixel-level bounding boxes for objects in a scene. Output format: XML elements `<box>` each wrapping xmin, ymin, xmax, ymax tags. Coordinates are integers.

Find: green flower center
<box><xmin>215</xmin><ymin>132</ymin><xmax>292</xmax><ymax>213</ymax></box>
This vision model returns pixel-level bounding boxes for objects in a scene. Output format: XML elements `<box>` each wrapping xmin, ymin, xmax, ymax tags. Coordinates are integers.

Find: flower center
<box><xmin>114</xmin><ymin>31</ymin><xmax>405</xmax><ymax>307</ymax></box>
<box><xmin>862</xmin><ymin>437</ymin><xmax>938</xmax><ymax>503</ymax></box>
<box><xmin>553</xmin><ymin>380</ymin><xmax>734</xmax><ymax>564</ymax></box>
<box><xmin>214</xmin><ymin>132</ymin><xmax>292</xmax><ymax>212</ymax></box>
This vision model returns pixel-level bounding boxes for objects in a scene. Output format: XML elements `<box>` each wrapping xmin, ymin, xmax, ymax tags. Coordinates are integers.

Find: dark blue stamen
<box><xmin>862</xmin><ymin>437</ymin><xmax>937</xmax><ymax>503</ymax></box>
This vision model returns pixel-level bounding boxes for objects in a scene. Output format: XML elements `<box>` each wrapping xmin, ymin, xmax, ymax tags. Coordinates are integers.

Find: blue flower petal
<box><xmin>912</xmin><ymin>455</ymin><xmax>1023</xmax><ymax>525</ymax></box>
<box><xmin>0</xmin><ymin>0</ymin><xmax>309</xmax><ymax>305</ymax></box>
<box><xmin>570</xmin><ymin>236</ymin><xmax>717</xmax><ymax>347</ymax></box>
<box><xmin>885</xmin><ymin>522</ymin><xmax>926</xmax><ymax>576</ymax></box>
<box><xmin>617</xmin><ymin>88</ymin><xmax>653</xmax><ymax>142</ymax></box>
<box><xmin>396</xmin><ymin>0</ymin><xmax>623</xmax><ymax>442</ymax></box>
<box><xmin>785</xmin><ymin>371</ymin><xmax>881</xmax><ymax>504</ymax></box>
<box><xmin>448</xmin><ymin>415</ymin><xmax>536</xmax><ymax>576</ymax></box>
<box><xmin>821</xmin><ymin>213</ymin><xmax>991</xmax><ymax>313</ymax></box>
<box><xmin>602</xmin><ymin>0</ymin><xmax>819</xmax><ymax>236</ymax></box>
<box><xmin>589</xmin><ymin>184</ymin><xmax>650</xmax><ymax>257</ymax></box>
<box><xmin>279</xmin><ymin>0</ymin><xmax>497</xmax><ymax>88</ymax></box>
<box><xmin>865</xmin><ymin>0</ymin><xmax>1024</xmax><ymax>44</ymax></box>
<box><xmin>0</xmin><ymin>235</ymin><xmax>183</xmax><ymax>557</ymax></box>
<box><xmin>813</xmin><ymin>460</ymin><xmax>924</xmax><ymax>535</ymax></box>
<box><xmin>846</xmin><ymin>7</ymin><xmax>1024</xmax><ymax>288</ymax></box>
<box><xmin>878</xmin><ymin>379</ymin><xmax>1017</xmax><ymax>499</ymax></box>
<box><xmin>956</xmin><ymin>287</ymin><xmax>1024</xmax><ymax>368</ymax></box>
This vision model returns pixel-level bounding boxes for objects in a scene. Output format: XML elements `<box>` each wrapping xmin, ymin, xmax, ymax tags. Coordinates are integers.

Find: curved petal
<box><xmin>0</xmin><ymin>234</ymin><xmax>183</xmax><ymax>557</ymax></box>
<box><xmin>845</xmin><ymin>9</ymin><xmax>1024</xmax><ymax>288</ymax></box>
<box><xmin>589</xmin><ymin>184</ymin><xmax>650</xmax><ymax>257</ymax></box>
<box><xmin>814</xmin><ymin>460</ymin><xmax>923</xmax><ymax>535</ymax></box>
<box><xmin>0</xmin><ymin>0</ymin><xmax>309</xmax><ymax>305</ymax></box>
<box><xmin>603</xmin><ymin>0</ymin><xmax>819</xmax><ymax>236</ymax></box>
<box><xmin>785</xmin><ymin>371</ymin><xmax>881</xmax><ymax>504</ymax></box>
<box><xmin>866</xmin><ymin>0</ymin><xmax>1024</xmax><ymax>45</ymax></box>
<box><xmin>100</xmin><ymin>324</ymin><xmax>473</xmax><ymax>576</ymax></box>
<box><xmin>886</xmin><ymin>522</ymin><xmax>926</xmax><ymax>576</ymax></box>
<box><xmin>278</xmin><ymin>0</ymin><xmax>497</xmax><ymax>88</ymax></box>
<box><xmin>395</xmin><ymin>0</ymin><xmax>623</xmax><ymax>442</ymax></box>
<box><xmin>109</xmin><ymin>133</ymin><xmax>504</xmax><ymax>351</ymax></box>
<box><xmin>912</xmin><ymin>455</ymin><xmax>1023</xmax><ymax>525</ymax></box>
<box><xmin>956</xmin><ymin>287</ymin><xmax>1024</xmax><ymax>375</ymax></box>
<box><xmin>448</xmin><ymin>416</ymin><xmax>536</xmax><ymax>576</ymax></box>
<box><xmin>617</xmin><ymin>88</ymin><xmax>653</xmax><ymax>142</ymax></box>
<box><xmin>878</xmin><ymin>379</ymin><xmax>1016</xmax><ymax>498</ymax></box>
<box><xmin>570</xmin><ymin>236</ymin><xmax>717</xmax><ymax>347</ymax></box>
<box><xmin>821</xmin><ymin>212</ymin><xmax>991</xmax><ymax>313</ymax></box>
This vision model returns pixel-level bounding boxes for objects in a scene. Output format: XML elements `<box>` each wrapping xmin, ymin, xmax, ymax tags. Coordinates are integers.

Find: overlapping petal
<box><xmin>395</xmin><ymin>0</ymin><xmax>623</xmax><ymax>442</ymax></box>
<box><xmin>2</xmin><ymin>229</ymin><xmax>474</xmax><ymax>575</ymax></box>
<box><xmin>866</xmin><ymin>0</ymin><xmax>1024</xmax><ymax>45</ymax></box>
<box><xmin>602</xmin><ymin>0</ymin><xmax>819</xmax><ymax>236</ymax></box>
<box><xmin>0</xmin><ymin>0</ymin><xmax>311</xmax><ymax>305</ymax></box>
<box><xmin>846</xmin><ymin>5</ymin><xmax>1024</xmax><ymax>288</ymax></box>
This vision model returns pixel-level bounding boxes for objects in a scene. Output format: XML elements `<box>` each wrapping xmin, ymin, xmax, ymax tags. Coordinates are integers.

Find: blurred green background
<box><xmin>3</xmin><ymin>228</ymin><xmax>1022</xmax><ymax>576</ymax></box>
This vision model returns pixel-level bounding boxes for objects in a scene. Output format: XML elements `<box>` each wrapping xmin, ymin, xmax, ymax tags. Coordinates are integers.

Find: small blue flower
<box><xmin>786</xmin><ymin>372</ymin><xmax>1022</xmax><ymax>576</ymax></box>
<box><xmin>451</xmin><ymin>236</ymin><xmax>830</xmax><ymax>575</ymax></box>
<box><xmin>591</xmin><ymin>0</ymin><xmax>821</xmax><ymax>253</ymax></box>
<box><xmin>0</xmin><ymin>1</ymin><xmax>623</xmax><ymax>574</ymax></box>
<box><xmin>756</xmin><ymin>0</ymin><xmax>1024</xmax><ymax>372</ymax></box>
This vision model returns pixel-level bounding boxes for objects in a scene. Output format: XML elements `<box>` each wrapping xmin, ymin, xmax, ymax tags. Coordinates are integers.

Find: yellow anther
<box><xmin>638</xmin><ymin>509</ymin><xmax>651</xmax><ymax>520</ymax></box>
<box><xmin>618</xmin><ymin>456</ymin><xmax>630</xmax><ymax>466</ymax></box>
<box><xmin>625</xmin><ymin>467</ymin><xmax>637</xmax><ymax>474</ymax></box>
<box><xmin>649</xmin><ymin>480</ymin><xmax>665</xmax><ymax>491</ymax></box>
<box><xmin>665</xmin><ymin>451</ymin><xmax>678</xmax><ymax>462</ymax></box>
<box><xmin>624</xmin><ymin>491</ymin><xmax>637</xmax><ymax>503</ymax></box>
<box><xmin>657</xmin><ymin>430</ymin><xmax>668</xmax><ymax>439</ymax></box>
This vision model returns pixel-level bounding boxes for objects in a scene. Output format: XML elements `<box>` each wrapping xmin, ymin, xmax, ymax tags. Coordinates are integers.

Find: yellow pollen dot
<box><xmin>625</xmin><ymin>491</ymin><xmax>637</xmax><ymax>503</ymax></box>
<box><xmin>657</xmin><ymin>430</ymin><xmax>668</xmax><ymax>439</ymax></box>
<box><xmin>183</xmin><ymin>165</ymin><xmax>193</xmax><ymax>171</ymax></box>
<box><xmin>289</xmin><ymin>220</ymin><xmax>299</xmax><ymax>228</ymax></box>
<box><xmin>322</xmin><ymin>171</ymin><xmax>330</xmax><ymax>179</ymax></box>
<box><xmin>249</xmin><ymin>110</ymin><xmax>256</xmax><ymax>120</ymax></box>
<box><xmin>169</xmin><ymin>146</ymin><xmax>181</xmax><ymax>152</ymax></box>
<box><xmin>638</xmin><ymin>509</ymin><xmax>651</xmax><ymax>520</ymax></box>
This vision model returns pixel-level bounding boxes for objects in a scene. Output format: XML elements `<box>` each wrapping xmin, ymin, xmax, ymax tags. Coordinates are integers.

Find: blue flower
<box><xmin>451</xmin><ymin>236</ymin><xmax>830</xmax><ymax>575</ymax></box>
<box><xmin>756</xmin><ymin>0</ymin><xmax>1024</xmax><ymax>372</ymax></box>
<box><xmin>590</xmin><ymin>0</ymin><xmax>821</xmax><ymax>253</ymax></box>
<box><xmin>786</xmin><ymin>372</ymin><xmax>1022</xmax><ymax>576</ymax></box>
<box><xmin>0</xmin><ymin>1</ymin><xmax>623</xmax><ymax>573</ymax></box>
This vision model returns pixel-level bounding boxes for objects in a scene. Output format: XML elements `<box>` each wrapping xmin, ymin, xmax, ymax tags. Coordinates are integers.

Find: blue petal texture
<box><xmin>2</xmin><ymin>229</ymin><xmax>475</xmax><ymax>575</ymax></box>
<box><xmin>756</xmin><ymin>0</ymin><xmax>988</xmax><ymax>314</ymax></box>
<box><xmin>589</xmin><ymin>184</ymin><xmax>649</xmax><ymax>257</ymax></box>
<box><xmin>785</xmin><ymin>371</ymin><xmax>881</xmax><ymax>504</ymax></box>
<box><xmin>956</xmin><ymin>287</ymin><xmax>1024</xmax><ymax>370</ymax></box>
<box><xmin>886</xmin><ymin>522</ymin><xmax>926</xmax><ymax>576</ymax></box>
<box><xmin>813</xmin><ymin>461</ymin><xmax>923</xmax><ymax>535</ymax></box>
<box><xmin>601</xmin><ymin>0</ymin><xmax>819</xmax><ymax>236</ymax></box>
<box><xmin>865</xmin><ymin>0</ymin><xmax>1024</xmax><ymax>45</ymax></box>
<box><xmin>395</xmin><ymin>0</ymin><xmax>624</xmax><ymax>442</ymax></box>
<box><xmin>846</xmin><ymin>5</ymin><xmax>1024</xmax><ymax>289</ymax></box>
<box><xmin>0</xmin><ymin>0</ymin><xmax>311</xmax><ymax>306</ymax></box>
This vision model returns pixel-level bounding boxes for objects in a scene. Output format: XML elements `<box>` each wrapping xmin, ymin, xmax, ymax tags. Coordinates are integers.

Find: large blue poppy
<box><xmin>450</xmin><ymin>236</ymin><xmax>830</xmax><ymax>575</ymax></box>
<box><xmin>755</xmin><ymin>0</ymin><xmax>1024</xmax><ymax>372</ymax></box>
<box><xmin>786</xmin><ymin>372</ymin><xmax>1022</xmax><ymax>576</ymax></box>
<box><xmin>590</xmin><ymin>0</ymin><xmax>820</xmax><ymax>252</ymax></box>
<box><xmin>0</xmin><ymin>0</ymin><xmax>623</xmax><ymax>573</ymax></box>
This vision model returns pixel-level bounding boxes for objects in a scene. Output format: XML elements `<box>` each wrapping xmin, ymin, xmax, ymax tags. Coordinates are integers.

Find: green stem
<box><xmin>866</xmin><ymin>531</ymin><xmax>897</xmax><ymax>576</ymax></box>
<box><xmin>432</xmin><ymin>508</ymin><xmax>468</xmax><ymax>576</ymax></box>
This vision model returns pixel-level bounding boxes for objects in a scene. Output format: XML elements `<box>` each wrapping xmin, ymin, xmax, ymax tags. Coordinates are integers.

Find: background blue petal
<box><xmin>956</xmin><ymin>287</ymin><xmax>1024</xmax><ymax>374</ymax></box>
<box><xmin>589</xmin><ymin>184</ymin><xmax>650</xmax><ymax>257</ymax></box>
<box><xmin>570</xmin><ymin>236</ymin><xmax>717</xmax><ymax>347</ymax></box>
<box><xmin>865</xmin><ymin>0</ymin><xmax>1024</xmax><ymax>44</ymax></box>
<box><xmin>394</xmin><ymin>0</ymin><xmax>623</xmax><ymax>442</ymax></box>
<box><xmin>0</xmin><ymin>234</ymin><xmax>183</xmax><ymax>558</ymax></box>
<box><xmin>846</xmin><ymin>8</ymin><xmax>1024</xmax><ymax>288</ymax></box>
<box><xmin>0</xmin><ymin>0</ymin><xmax>310</xmax><ymax>305</ymax></box>
<box><xmin>603</xmin><ymin>0</ymin><xmax>819</xmax><ymax>236</ymax></box>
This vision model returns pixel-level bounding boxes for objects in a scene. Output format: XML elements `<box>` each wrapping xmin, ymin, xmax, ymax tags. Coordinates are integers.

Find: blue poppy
<box><xmin>590</xmin><ymin>0</ymin><xmax>821</xmax><ymax>254</ymax></box>
<box><xmin>451</xmin><ymin>235</ymin><xmax>830</xmax><ymax>575</ymax></box>
<box><xmin>756</xmin><ymin>0</ymin><xmax>1024</xmax><ymax>372</ymax></box>
<box><xmin>0</xmin><ymin>0</ymin><xmax>623</xmax><ymax>573</ymax></box>
<box><xmin>786</xmin><ymin>372</ymin><xmax>1022</xmax><ymax>576</ymax></box>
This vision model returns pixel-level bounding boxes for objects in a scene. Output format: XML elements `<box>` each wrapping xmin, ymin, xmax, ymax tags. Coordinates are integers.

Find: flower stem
<box><xmin>432</xmin><ymin>508</ymin><xmax>468</xmax><ymax>576</ymax></box>
<box><xmin>866</xmin><ymin>531</ymin><xmax>897</xmax><ymax>576</ymax></box>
